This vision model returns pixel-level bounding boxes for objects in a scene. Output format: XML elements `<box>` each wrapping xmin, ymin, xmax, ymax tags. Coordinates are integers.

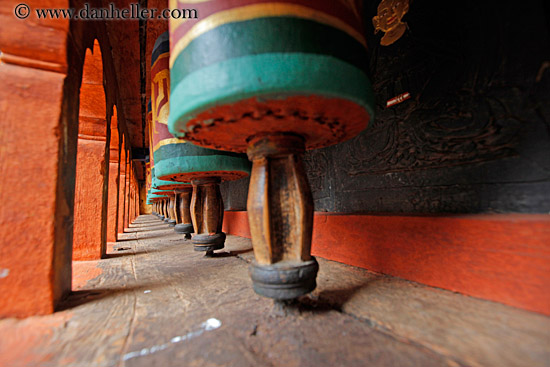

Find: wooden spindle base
<box><xmin>191</xmin><ymin>177</ymin><xmax>225</xmax><ymax>255</ymax></box>
<box><xmin>163</xmin><ymin>199</ymin><xmax>170</xmax><ymax>222</ymax></box>
<box><xmin>157</xmin><ymin>202</ymin><xmax>163</xmax><ymax>219</ymax></box>
<box><xmin>175</xmin><ymin>187</ymin><xmax>194</xmax><ymax>239</ymax></box>
<box><xmin>247</xmin><ymin>133</ymin><xmax>318</xmax><ymax>300</ymax></box>
<box><xmin>167</xmin><ymin>194</ymin><xmax>177</xmax><ymax>226</ymax></box>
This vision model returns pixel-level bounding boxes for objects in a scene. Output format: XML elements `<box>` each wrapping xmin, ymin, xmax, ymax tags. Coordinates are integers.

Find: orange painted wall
<box><xmin>140</xmin><ymin>182</ymin><xmax>152</xmax><ymax>214</ymax></box>
<box><xmin>73</xmin><ymin>131</ymin><xmax>108</xmax><ymax>260</ymax></box>
<box><xmin>223</xmin><ymin>211</ymin><xmax>550</xmax><ymax>315</ymax></box>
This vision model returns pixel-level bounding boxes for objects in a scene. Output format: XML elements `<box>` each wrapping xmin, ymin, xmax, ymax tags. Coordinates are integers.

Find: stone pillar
<box><xmin>0</xmin><ymin>0</ymin><xmax>78</xmax><ymax>317</ymax></box>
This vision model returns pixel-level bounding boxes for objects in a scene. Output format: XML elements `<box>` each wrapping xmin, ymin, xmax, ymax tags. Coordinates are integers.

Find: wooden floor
<box><xmin>1</xmin><ymin>215</ymin><xmax>549</xmax><ymax>367</ymax></box>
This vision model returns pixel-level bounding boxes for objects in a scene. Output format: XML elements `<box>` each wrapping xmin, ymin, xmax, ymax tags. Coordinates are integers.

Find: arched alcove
<box><xmin>73</xmin><ymin>39</ymin><xmax>109</xmax><ymax>261</ymax></box>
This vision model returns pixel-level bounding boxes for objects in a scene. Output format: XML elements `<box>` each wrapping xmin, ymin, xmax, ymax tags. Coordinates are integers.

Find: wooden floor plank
<box><xmin>312</xmin><ymin>259</ymin><xmax>550</xmax><ymax>367</ymax></box>
<box><xmin>0</xmin><ymin>215</ymin><xmax>548</xmax><ymax>367</ymax></box>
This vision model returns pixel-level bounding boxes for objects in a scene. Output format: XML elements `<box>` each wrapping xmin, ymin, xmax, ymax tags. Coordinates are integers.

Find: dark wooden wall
<box><xmin>222</xmin><ymin>0</ymin><xmax>550</xmax><ymax>214</ymax></box>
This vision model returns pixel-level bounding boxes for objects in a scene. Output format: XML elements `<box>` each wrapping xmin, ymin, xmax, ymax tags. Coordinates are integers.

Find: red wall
<box><xmin>223</xmin><ymin>211</ymin><xmax>550</xmax><ymax>316</ymax></box>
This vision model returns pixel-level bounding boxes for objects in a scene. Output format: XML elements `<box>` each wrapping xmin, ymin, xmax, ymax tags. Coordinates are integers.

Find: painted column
<box><xmin>128</xmin><ymin>167</ymin><xmax>134</xmax><ymax>225</ymax></box>
<box><xmin>73</xmin><ymin>117</ymin><xmax>109</xmax><ymax>260</ymax></box>
<box><xmin>124</xmin><ymin>151</ymin><xmax>131</xmax><ymax>230</ymax></box>
<box><xmin>132</xmin><ymin>171</ymin><xmax>138</xmax><ymax>221</ymax></box>
<box><xmin>106</xmin><ymin>119</ymin><xmax>120</xmax><ymax>242</ymax></box>
<box><xmin>0</xmin><ymin>0</ymin><xmax>76</xmax><ymax>317</ymax></box>
<box><xmin>117</xmin><ymin>141</ymin><xmax>127</xmax><ymax>236</ymax></box>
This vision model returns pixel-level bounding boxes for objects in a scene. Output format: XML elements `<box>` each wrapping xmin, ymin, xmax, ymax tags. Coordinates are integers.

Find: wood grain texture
<box><xmin>168</xmin><ymin>194</ymin><xmax>177</xmax><ymax>221</ymax></box>
<box><xmin>0</xmin><ymin>216</ymin><xmax>548</xmax><ymax>367</ymax></box>
<box><xmin>223</xmin><ymin>211</ymin><xmax>550</xmax><ymax>315</ymax></box>
<box><xmin>246</xmin><ymin>135</ymin><xmax>313</xmax><ymax>265</ymax></box>
<box><xmin>176</xmin><ymin>189</ymin><xmax>193</xmax><ymax>226</ymax></box>
<box><xmin>190</xmin><ymin>178</ymin><xmax>224</xmax><ymax>235</ymax></box>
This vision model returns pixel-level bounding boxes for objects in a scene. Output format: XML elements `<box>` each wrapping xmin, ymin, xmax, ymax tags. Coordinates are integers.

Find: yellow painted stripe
<box><xmin>151</xmin><ymin>52</ymin><xmax>169</xmax><ymax>71</ymax></box>
<box><xmin>153</xmin><ymin>138</ymin><xmax>187</xmax><ymax>153</ymax></box>
<box><xmin>170</xmin><ymin>3</ymin><xmax>367</xmax><ymax>67</ymax></box>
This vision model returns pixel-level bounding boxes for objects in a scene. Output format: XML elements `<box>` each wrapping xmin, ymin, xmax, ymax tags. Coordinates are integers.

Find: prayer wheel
<box><xmin>148</xmin><ymin>192</ymin><xmax>162</xmax><ymax>218</ymax></box>
<box><xmin>151</xmin><ymin>173</ymin><xmax>182</xmax><ymax>227</ymax></box>
<box><xmin>151</xmin><ymin>32</ymin><xmax>251</xmax><ymax>254</ymax></box>
<box><xmin>168</xmin><ymin>1</ymin><xmax>374</xmax><ymax>299</ymax></box>
<box><xmin>147</xmin><ymin>101</ymin><xmax>161</xmax><ymax>220</ymax></box>
<box><xmin>151</xmin><ymin>189</ymin><xmax>174</xmax><ymax>223</ymax></box>
<box><xmin>150</xmin><ymin>92</ymin><xmax>194</xmax><ymax>235</ymax></box>
<box><xmin>152</xmin><ymin>169</ymin><xmax>193</xmax><ymax>238</ymax></box>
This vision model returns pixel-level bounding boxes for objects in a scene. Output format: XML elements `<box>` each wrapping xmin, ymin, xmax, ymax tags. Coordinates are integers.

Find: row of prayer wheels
<box><xmin>147</xmin><ymin>0</ymin><xmax>374</xmax><ymax>300</ymax></box>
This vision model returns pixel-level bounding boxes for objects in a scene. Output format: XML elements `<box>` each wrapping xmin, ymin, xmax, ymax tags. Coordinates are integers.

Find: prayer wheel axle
<box><xmin>190</xmin><ymin>177</ymin><xmax>225</xmax><ymax>255</ymax></box>
<box><xmin>174</xmin><ymin>187</ymin><xmax>194</xmax><ymax>239</ymax></box>
<box><xmin>247</xmin><ymin>133</ymin><xmax>318</xmax><ymax>299</ymax></box>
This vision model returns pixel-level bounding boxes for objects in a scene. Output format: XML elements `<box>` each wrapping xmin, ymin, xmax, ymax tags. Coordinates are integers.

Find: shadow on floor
<box><xmin>209</xmin><ymin>248</ymin><xmax>254</xmax><ymax>258</ymax></box>
<box><xmin>264</xmin><ymin>281</ymin><xmax>375</xmax><ymax>315</ymax></box>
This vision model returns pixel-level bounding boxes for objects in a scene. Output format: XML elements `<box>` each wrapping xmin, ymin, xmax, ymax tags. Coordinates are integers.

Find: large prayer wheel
<box><xmin>169</xmin><ymin>1</ymin><xmax>374</xmax><ymax>299</ymax></box>
<box><xmin>149</xmin><ymin>98</ymin><xmax>182</xmax><ymax>227</ymax></box>
<box><xmin>150</xmin><ymin>95</ymin><xmax>194</xmax><ymax>235</ymax></box>
<box><xmin>151</xmin><ymin>32</ymin><xmax>251</xmax><ymax>253</ymax></box>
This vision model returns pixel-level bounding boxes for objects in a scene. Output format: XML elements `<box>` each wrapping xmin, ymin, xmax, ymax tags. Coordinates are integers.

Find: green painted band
<box><xmin>154</xmin><ymin>155</ymin><xmax>251</xmax><ymax>179</ymax></box>
<box><xmin>169</xmin><ymin>53</ymin><xmax>374</xmax><ymax>137</ymax></box>
<box><xmin>170</xmin><ymin>17</ymin><xmax>367</xmax><ymax>89</ymax></box>
<box><xmin>154</xmin><ymin>142</ymin><xmax>248</xmax><ymax>162</ymax></box>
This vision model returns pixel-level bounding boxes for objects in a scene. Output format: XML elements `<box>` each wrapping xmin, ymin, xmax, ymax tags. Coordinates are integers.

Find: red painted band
<box><xmin>171</xmin><ymin>0</ymin><xmax>364</xmax><ymax>49</ymax></box>
<box><xmin>152</xmin><ymin>119</ymin><xmax>173</xmax><ymax>147</ymax></box>
<box><xmin>222</xmin><ymin>211</ymin><xmax>550</xmax><ymax>315</ymax></box>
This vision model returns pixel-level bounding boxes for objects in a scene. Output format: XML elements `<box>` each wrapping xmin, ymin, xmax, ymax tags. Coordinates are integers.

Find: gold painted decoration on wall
<box><xmin>373</xmin><ymin>0</ymin><xmax>409</xmax><ymax>46</ymax></box>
